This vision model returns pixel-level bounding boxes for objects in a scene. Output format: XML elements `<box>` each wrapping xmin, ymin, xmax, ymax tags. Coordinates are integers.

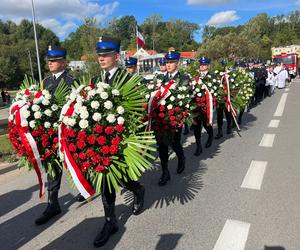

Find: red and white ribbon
<box><xmin>10</xmin><ymin>102</ymin><xmax>46</xmax><ymax>198</ymax></box>
<box><xmin>58</xmin><ymin>103</ymin><xmax>95</xmax><ymax>199</ymax></box>
<box><xmin>203</xmin><ymin>84</ymin><xmax>213</xmax><ymax>125</ymax></box>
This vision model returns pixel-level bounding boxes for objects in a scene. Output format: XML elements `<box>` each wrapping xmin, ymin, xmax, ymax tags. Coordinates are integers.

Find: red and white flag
<box><xmin>136</xmin><ymin>27</ymin><xmax>145</xmax><ymax>48</ymax></box>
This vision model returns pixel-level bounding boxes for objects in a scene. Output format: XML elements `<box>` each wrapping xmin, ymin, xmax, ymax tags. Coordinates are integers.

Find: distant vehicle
<box><xmin>273</xmin><ymin>53</ymin><xmax>299</xmax><ymax>78</ymax></box>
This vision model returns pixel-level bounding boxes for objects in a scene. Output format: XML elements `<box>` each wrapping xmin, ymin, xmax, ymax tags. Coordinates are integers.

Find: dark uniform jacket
<box><xmin>91</xmin><ymin>68</ymin><xmax>129</xmax><ymax>85</ymax></box>
<box><xmin>162</xmin><ymin>71</ymin><xmax>190</xmax><ymax>86</ymax></box>
<box><xmin>43</xmin><ymin>71</ymin><xmax>75</xmax><ymax>94</ymax></box>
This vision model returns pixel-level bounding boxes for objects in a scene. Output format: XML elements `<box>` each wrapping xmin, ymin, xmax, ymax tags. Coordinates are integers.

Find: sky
<box><xmin>0</xmin><ymin>0</ymin><xmax>299</xmax><ymax>42</ymax></box>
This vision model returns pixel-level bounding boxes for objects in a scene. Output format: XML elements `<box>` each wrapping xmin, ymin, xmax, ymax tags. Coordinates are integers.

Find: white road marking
<box><xmin>268</xmin><ymin>120</ymin><xmax>280</xmax><ymax>128</ymax></box>
<box><xmin>259</xmin><ymin>134</ymin><xmax>275</xmax><ymax>147</ymax></box>
<box><xmin>274</xmin><ymin>93</ymin><xmax>288</xmax><ymax>117</ymax></box>
<box><xmin>241</xmin><ymin>161</ymin><xmax>267</xmax><ymax>190</ymax></box>
<box><xmin>285</xmin><ymin>88</ymin><xmax>290</xmax><ymax>92</ymax></box>
<box><xmin>213</xmin><ymin>219</ymin><xmax>250</xmax><ymax>250</ymax></box>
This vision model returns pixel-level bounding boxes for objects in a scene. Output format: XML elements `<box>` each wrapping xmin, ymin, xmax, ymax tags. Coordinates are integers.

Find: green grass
<box><xmin>0</xmin><ymin>134</ymin><xmax>18</xmax><ymax>162</ymax></box>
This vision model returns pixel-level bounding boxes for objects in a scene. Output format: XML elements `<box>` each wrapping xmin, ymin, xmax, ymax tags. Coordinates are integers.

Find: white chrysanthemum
<box><xmin>157</xmin><ymin>79</ymin><xmax>162</xmax><ymax>84</ymax></box>
<box><xmin>21</xmin><ymin>120</ymin><xmax>28</xmax><ymax>127</ymax></box>
<box><xmin>117</xmin><ymin>106</ymin><xmax>125</xmax><ymax>115</ymax></box>
<box><xmin>197</xmin><ymin>93</ymin><xmax>202</xmax><ymax>97</ymax></box>
<box><xmin>201</xmin><ymin>84</ymin><xmax>206</xmax><ymax>90</ymax></box>
<box><xmin>233</xmin><ymin>74</ymin><xmax>236</xmax><ymax>77</ymax></box>
<box><xmin>42</xmin><ymin>99</ymin><xmax>50</xmax><ymax>105</ymax></box>
<box><xmin>53</xmin><ymin>122</ymin><xmax>58</xmax><ymax>128</ymax></box>
<box><xmin>74</xmin><ymin>103</ymin><xmax>82</xmax><ymax>113</ymax></box>
<box><xmin>44</xmin><ymin>109</ymin><xmax>52</xmax><ymax>117</ymax></box>
<box><xmin>44</xmin><ymin>122</ymin><xmax>51</xmax><ymax>128</ymax></box>
<box><xmin>195</xmin><ymin>88</ymin><xmax>200</xmax><ymax>93</ymax></box>
<box><xmin>79</xmin><ymin>106</ymin><xmax>88</xmax><ymax>114</ymax></box>
<box><xmin>100</xmin><ymin>92</ymin><xmax>109</xmax><ymax>100</ymax></box>
<box><xmin>45</xmin><ymin>94</ymin><xmax>51</xmax><ymax>100</ymax></box>
<box><xmin>79</xmin><ymin>119</ymin><xmax>89</xmax><ymax>129</ymax></box>
<box><xmin>214</xmin><ymin>86</ymin><xmax>217</xmax><ymax>90</ymax></box>
<box><xmin>33</xmin><ymin>98</ymin><xmax>41</xmax><ymax>104</ymax></box>
<box><xmin>170</xmin><ymin>96</ymin><xmax>175</xmax><ymax>102</ymax></box>
<box><xmin>34</xmin><ymin>111</ymin><xmax>42</xmax><ymax>119</ymax></box>
<box><xmin>185</xmin><ymin>104</ymin><xmax>190</xmax><ymax>108</ymax></box>
<box><xmin>67</xmin><ymin>118</ymin><xmax>76</xmax><ymax>127</ymax></box>
<box><xmin>177</xmin><ymin>94</ymin><xmax>182</xmax><ymax>99</ymax></box>
<box><xmin>145</xmin><ymin>94</ymin><xmax>150</xmax><ymax>99</ymax></box>
<box><xmin>220</xmin><ymin>72</ymin><xmax>224</xmax><ymax>76</ymax></box>
<box><xmin>93</xmin><ymin>112</ymin><xmax>102</xmax><ymax>121</ymax></box>
<box><xmin>178</xmin><ymin>86</ymin><xmax>182</xmax><ymax>91</ymax></box>
<box><xmin>178</xmin><ymin>101</ymin><xmax>183</xmax><ymax>106</ymax></box>
<box><xmin>160</xmin><ymin>100</ymin><xmax>166</xmax><ymax>106</ymax></box>
<box><xmin>32</xmin><ymin>104</ymin><xmax>40</xmax><ymax>111</ymax></box>
<box><xmin>102</xmin><ymin>83</ymin><xmax>110</xmax><ymax>89</ymax></box>
<box><xmin>87</xmin><ymin>89</ymin><xmax>96</xmax><ymax>97</ymax></box>
<box><xmin>23</xmin><ymin>110</ymin><xmax>30</xmax><ymax>118</ymax></box>
<box><xmin>42</xmin><ymin>90</ymin><xmax>49</xmax><ymax>95</ymax></box>
<box><xmin>104</xmin><ymin>100</ymin><xmax>113</xmax><ymax>110</ymax></box>
<box><xmin>69</xmin><ymin>92</ymin><xmax>77</xmax><ymax>101</ymax></box>
<box><xmin>214</xmin><ymin>93</ymin><xmax>217</xmax><ymax>96</ymax></box>
<box><xmin>213</xmin><ymin>79</ymin><xmax>217</xmax><ymax>83</ymax></box>
<box><xmin>167</xmin><ymin>104</ymin><xmax>173</xmax><ymax>110</ymax></box>
<box><xmin>230</xmin><ymin>78</ymin><xmax>234</xmax><ymax>82</ymax></box>
<box><xmin>63</xmin><ymin>116</ymin><xmax>69</xmax><ymax>124</ymax></box>
<box><xmin>117</xmin><ymin>116</ymin><xmax>125</xmax><ymax>125</ymax></box>
<box><xmin>96</xmin><ymin>87</ymin><xmax>104</xmax><ymax>94</ymax></box>
<box><xmin>210</xmin><ymin>89</ymin><xmax>214</xmax><ymax>93</ymax></box>
<box><xmin>214</xmin><ymin>70</ymin><xmax>219</xmax><ymax>74</ymax></box>
<box><xmin>91</xmin><ymin>101</ymin><xmax>100</xmax><ymax>109</ymax></box>
<box><xmin>112</xmin><ymin>89</ymin><xmax>120</xmax><ymax>96</ymax></box>
<box><xmin>106</xmin><ymin>114</ymin><xmax>116</xmax><ymax>123</ymax></box>
<box><xmin>51</xmin><ymin>104</ymin><xmax>58</xmax><ymax>111</ymax></box>
<box><xmin>29</xmin><ymin>120</ymin><xmax>36</xmax><ymax>128</ymax></box>
<box><xmin>207</xmin><ymin>75</ymin><xmax>212</xmax><ymax>78</ymax></box>
<box><xmin>80</xmin><ymin>111</ymin><xmax>89</xmax><ymax>120</ymax></box>
<box><xmin>207</xmin><ymin>82</ymin><xmax>212</xmax><ymax>87</ymax></box>
<box><xmin>148</xmin><ymin>84</ymin><xmax>154</xmax><ymax>90</ymax></box>
<box><xmin>156</xmin><ymin>83</ymin><xmax>161</xmax><ymax>87</ymax></box>
<box><xmin>170</xmin><ymin>84</ymin><xmax>176</xmax><ymax>90</ymax></box>
<box><xmin>219</xmin><ymin>84</ymin><xmax>224</xmax><ymax>88</ymax></box>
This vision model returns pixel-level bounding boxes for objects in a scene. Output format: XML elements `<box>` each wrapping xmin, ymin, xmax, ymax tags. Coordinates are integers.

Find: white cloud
<box><xmin>187</xmin><ymin>0</ymin><xmax>234</xmax><ymax>5</ymax></box>
<box><xmin>207</xmin><ymin>10</ymin><xmax>240</xmax><ymax>26</ymax></box>
<box><xmin>0</xmin><ymin>0</ymin><xmax>119</xmax><ymax>39</ymax></box>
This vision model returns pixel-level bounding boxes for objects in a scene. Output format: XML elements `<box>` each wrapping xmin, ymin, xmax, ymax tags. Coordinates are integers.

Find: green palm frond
<box><xmin>53</xmin><ymin>80</ymin><xmax>71</xmax><ymax>106</ymax></box>
<box><xmin>20</xmin><ymin>75</ymin><xmax>37</xmax><ymax>90</ymax></box>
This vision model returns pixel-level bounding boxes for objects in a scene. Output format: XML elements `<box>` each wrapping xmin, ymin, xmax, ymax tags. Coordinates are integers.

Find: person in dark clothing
<box><xmin>125</xmin><ymin>57</ymin><xmax>138</xmax><ymax>76</ymax></box>
<box><xmin>35</xmin><ymin>46</ymin><xmax>78</xmax><ymax>226</ymax></box>
<box><xmin>91</xmin><ymin>36</ymin><xmax>145</xmax><ymax>248</ymax></box>
<box><xmin>1</xmin><ymin>89</ymin><xmax>6</xmax><ymax>103</ymax></box>
<box><xmin>157</xmin><ymin>50</ymin><xmax>189</xmax><ymax>186</ymax></box>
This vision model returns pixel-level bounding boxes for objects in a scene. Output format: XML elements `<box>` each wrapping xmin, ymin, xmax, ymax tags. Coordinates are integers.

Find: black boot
<box><xmin>194</xmin><ymin>141</ymin><xmax>203</xmax><ymax>156</ymax></box>
<box><xmin>205</xmin><ymin>135</ymin><xmax>213</xmax><ymax>148</ymax></box>
<box><xmin>94</xmin><ymin>203</ymin><xmax>119</xmax><ymax>248</ymax></box>
<box><xmin>183</xmin><ymin>124</ymin><xmax>189</xmax><ymax>135</ymax></box>
<box><xmin>215</xmin><ymin>129</ymin><xmax>223</xmax><ymax>139</ymax></box>
<box><xmin>75</xmin><ymin>193</ymin><xmax>86</xmax><ymax>202</ymax></box>
<box><xmin>35</xmin><ymin>190</ymin><xmax>61</xmax><ymax>225</ymax></box>
<box><xmin>132</xmin><ymin>185</ymin><xmax>145</xmax><ymax>215</ymax></box>
<box><xmin>177</xmin><ymin>156</ymin><xmax>185</xmax><ymax>174</ymax></box>
<box><xmin>158</xmin><ymin>162</ymin><xmax>170</xmax><ymax>186</ymax></box>
<box><xmin>227</xmin><ymin>125</ymin><xmax>232</xmax><ymax>134</ymax></box>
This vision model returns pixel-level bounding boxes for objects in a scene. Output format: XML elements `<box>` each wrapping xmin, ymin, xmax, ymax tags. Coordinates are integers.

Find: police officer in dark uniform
<box><xmin>35</xmin><ymin>45</ymin><xmax>80</xmax><ymax>225</ymax></box>
<box><xmin>91</xmin><ymin>36</ymin><xmax>145</xmax><ymax>248</ymax></box>
<box><xmin>155</xmin><ymin>59</ymin><xmax>168</xmax><ymax>81</ymax></box>
<box><xmin>158</xmin><ymin>50</ymin><xmax>188</xmax><ymax>186</ymax></box>
<box><xmin>193</xmin><ymin>57</ymin><xmax>214</xmax><ymax>155</ymax></box>
<box><xmin>125</xmin><ymin>57</ymin><xmax>138</xmax><ymax>76</ymax></box>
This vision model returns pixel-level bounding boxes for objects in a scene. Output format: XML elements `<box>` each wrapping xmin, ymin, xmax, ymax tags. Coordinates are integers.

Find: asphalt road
<box><xmin>0</xmin><ymin>81</ymin><xmax>299</xmax><ymax>250</ymax></box>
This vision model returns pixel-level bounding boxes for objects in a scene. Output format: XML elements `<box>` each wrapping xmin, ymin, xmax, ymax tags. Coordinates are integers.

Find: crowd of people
<box><xmin>9</xmin><ymin>35</ymin><xmax>293</xmax><ymax>248</ymax></box>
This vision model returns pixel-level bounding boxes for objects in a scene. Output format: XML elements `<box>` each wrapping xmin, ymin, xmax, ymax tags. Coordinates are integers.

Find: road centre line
<box><xmin>241</xmin><ymin>161</ymin><xmax>267</xmax><ymax>190</ymax></box>
<box><xmin>274</xmin><ymin>93</ymin><xmax>288</xmax><ymax>117</ymax></box>
<box><xmin>268</xmin><ymin>120</ymin><xmax>280</xmax><ymax>128</ymax></box>
<box><xmin>259</xmin><ymin>134</ymin><xmax>275</xmax><ymax>147</ymax></box>
<box><xmin>213</xmin><ymin>219</ymin><xmax>250</xmax><ymax>250</ymax></box>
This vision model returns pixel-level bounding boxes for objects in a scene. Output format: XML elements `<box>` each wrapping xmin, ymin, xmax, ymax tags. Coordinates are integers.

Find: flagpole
<box><xmin>136</xmin><ymin>25</ymin><xmax>140</xmax><ymax>74</ymax></box>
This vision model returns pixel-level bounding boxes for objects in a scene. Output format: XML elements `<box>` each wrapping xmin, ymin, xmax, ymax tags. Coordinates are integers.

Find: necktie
<box><xmin>53</xmin><ymin>75</ymin><xmax>56</xmax><ymax>80</ymax></box>
<box><xmin>104</xmin><ymin>72</ymin><xmax>110</xmax><ymax>83</ymax></box>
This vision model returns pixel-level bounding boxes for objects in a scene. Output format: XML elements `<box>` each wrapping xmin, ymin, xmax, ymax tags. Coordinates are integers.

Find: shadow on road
<box><xmin>155</xmin><ymin>233</ymin><xmax>183</xmax><ymax>250</ymax></box>
<box><xmin>0</xmin><ymin>193</ymin><xmax>75</xmax><ymax>249</ymax></box>
<box><xmin>0</xmin><ymin>184</ymin><xmax>39</xmax><ymax>217</ymax></box>
<box><xmin>264</xmin><ymin>246</ymin><xmax>286</xmax><ymax>250</ymax></box>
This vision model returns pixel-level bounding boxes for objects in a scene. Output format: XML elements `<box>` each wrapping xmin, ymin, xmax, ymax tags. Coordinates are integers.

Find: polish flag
<box><xmin>136</xmin><ymin>28</ymin><xmax>145</xmax><ymax>48</ymax></box>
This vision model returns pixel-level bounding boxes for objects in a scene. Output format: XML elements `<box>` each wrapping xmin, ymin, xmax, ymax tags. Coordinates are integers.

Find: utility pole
<box><xmin>27</xmin><ymin>49</ymin><xmax>34</xmax><ymax>78</ymax></box>
<box><xmin>31</xmin><ymin>0</ymin><xmax>42</xmax><ymax>83</ymax></box>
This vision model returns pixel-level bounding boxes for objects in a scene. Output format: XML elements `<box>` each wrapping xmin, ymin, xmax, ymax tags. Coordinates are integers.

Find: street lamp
<box><xmin>31</xmin><ymin>0</ymin><xmax>42</xmax><ymax>83</ymax></box>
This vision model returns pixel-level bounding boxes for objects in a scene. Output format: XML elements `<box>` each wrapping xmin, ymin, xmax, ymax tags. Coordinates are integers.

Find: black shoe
<box><xmin>226</xmin><ymin>127</ymin><xmax>232</xmax><ymax>134</ymax></box>
<box><xmin>177</xmin><ymin>157</ymin><xmax>185</xmax><ymax>174</ymax></box>
<box><xmin>35</xmin><ymin>203</ymin><xmax>61</xmax><ymax>225</ymax></box>
<box><xmin>132</xmin><ymin>186</ymin><xmax>145</xmax><ymax>215</ymax></box>
<box><xmin>93</xmin><ymin>219</ymin><xmax>119</xmax><ymax>248</ymax></box>
<box><xmin>215</xmin><ymin>132</ymin><xmax>223</xmax><ymax>140</ymax></box>
<box><xmin>76</xmin><ymin>193</ymin><xmax>86</xmax><ymax>202</ymax></box>
<box><xmin>194</xmin><ymin>144</ymin><xmax>202</xmax><ymax>156</ymax></box>
<box><xmin>158</xmin><ymin>171</ymin><xmax>170</xmax><ymax>186</ymax></box>
<box><xmin>205</xmin><ymin>137</ymin><xmax>213</xmax><ymax>148</ymax></box>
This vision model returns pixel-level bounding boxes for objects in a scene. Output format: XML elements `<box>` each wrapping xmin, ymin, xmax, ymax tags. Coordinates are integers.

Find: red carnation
<box><xmin>72</xmin><ymin>153</ymin><xmax>78</xmax><ymax>160</ymax></box>
<box><xmin>69</xmin><ymin>143</ymin><xmax>76</xmax><ymax>152</ymax></box>
<box><xmin>158</xmin><ymin>113</ymin><xmax>165</xmax><ymax>118</ymax></box>
<box><xmin>168</xmin><ymin>109</ymin><xmax>175</xmax><ymax>115</ymax></box>
<box><xmin>97</xmin><ymin>136</ymin><xmax>106</xmax><ymax>145</ymax></box>
<box><xmin>52</xmin><ymin>143</ymin><xmax>57</xmax><ymax>150</ymax></box>
<box><xmin>81</xmin><ymin>166</ymin><xmax>87</xmax><ymax>173</ymax></box>
<box><xmin>41</xmin><ymin>134</ymin><xmax>49</xmax><ymax>141</ymax></box>
<box><xmin>35</xmin><ymin>91</ymin><xmax>42</xmax><ymax>98</ymax></box>
<box><xmin>94</xmin><ymin>125</ymin><xmax>103</xmax><ymax>134</ymax></box>
<box><xmin>45</xmin><ymin>150</ymin><xmax>53</xmax><ymax>158</ymax></box>
<box><xmin>86</xmin><ymin>149</ymin><xmax>96</xmax><ymax>157</ymax></box>
<box><xmin>196</xmin><ymin>97</ymin><xmax>201</xmax><ymax>102</ymax></box>
<box><xmin>42</xmin><ymin>140</ymin><xmax>49</xmax><ymax>147</ymax></box>
<box><xmin>159</xmin><ymin>106</ymin><xmax>165</xmax><ymax>112</ymax></box>
<box><xmin>25</xmin><ymin>89</ymin><xmax>30</xmax><ymax>96</ymax></box>
<box><xmin>170</xmin><ymin>116</ymin><xmax>176</xmax><ymax>121</ymax></box>
<box><xmin>68</xmin><ymin>129</ymin><xmax>76</xmax><ymax>138</ymax></box>
<box><xmin>110</xmin><ymin>145</ymin><xmax>119</xmax><ymax>155</ymax></box>
<box><xmin>48</xmin><ymin>128</ymin><xmax>55</xmax><ymax>136</ymax></box>
<box><xmin>32</xmin><ymin>130</ymin><xmax>40</xmax><ymax>137</ymax></box>
<box><xmin>171</xmin><ymin>121</ymin><xmax>178</xmax><ymax>127</ymax></box>
<box><xmin>105</xmin><ymin>126</ymin><xmax>114</xmax><ymax>135</ymax></box>
<box><xmin>78</xmin><ymin>131</ymin><xmax>87</xmax><ymax>140</ymax></box>
<box><xmin>101</xmin><ymin>145</ymin><xmax>110</xmax><ymax>154</ymax></box>
<box><xmin>77</xmin><ymin>140</ymin><xmax>86</xmax><ymax>149</ymax></box>
<box><xmin>92</xmin><ymin>155</ymin><xmax>102</xmax><ymax>163</ymax></box>
<box><xmin>87</xmin><ymin>135</ymin><xmax>96</xmax><ymax>145</ymax></box>
<box><xmin>53</xmin><ymin>137</ymin><xmax>58</xmax><ymax>144</ymax></box>
<box><xmin>82</xmin><ymin>161</ymin><xmax>91</xmax><ymax>169</ymax></box>
<box><xmin>79</xmin><ymin>152</ymin><xmax>86</xmax><ymax>160</ymax></box>
<box><xmin>102</xmin><ymin>157</ymin><xmax>111</xmax><ymax>166</ymax></box>
<box><xmin>111</xmin><ymin>136</ymin><xmax>120</xmax><ymax>145</ymax></box>
<box><xmin>175</xmin><ymin>107</ymin><xmax>181</xmax><ymax>113</ymax></box>
<box><xmin>96</xmin><ymin>165</ymin><xmax>105</xmax><ymax>172</ymax></box>
<box><xmin>115</xmin><ymin>124</ymin><xmax>124</xmax><ymax>133</ymax></box>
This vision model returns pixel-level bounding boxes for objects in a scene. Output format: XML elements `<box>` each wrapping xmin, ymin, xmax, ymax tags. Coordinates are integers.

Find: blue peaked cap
<box><xmin>199</xmin><ymin>57</ymin><xmax>210</xmax><ymax>64</ymax></box>
<box><xmin>165</xmin><ymin>51</ymin><xmax>180</xmax><ymax>61</ymax></box>
<box><xmin>159</xmin><ymin>59</ymin><xmax>166</xmax><ymax>65</ymax></box>
<box><xmin>47</xmin><ymin>45</ymin><xmax>66</xmax><ymax>60</ymax></box>
<box><xmin>125</xmin><ymin>57</ymin><xmax>138</xmax><ymax>67</ymax></box>
<box><xmin>96</xmin><ymin>36</ymin><xmax>121</xmax><ymax>54</ymax></box>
